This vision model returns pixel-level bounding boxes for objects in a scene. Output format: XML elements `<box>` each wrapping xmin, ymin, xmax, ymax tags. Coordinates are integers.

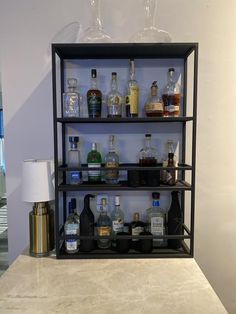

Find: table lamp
<box><xmin>22</xmin><ymin>159</ymin><xmax>55</xmax><ymax>257</ymax></box>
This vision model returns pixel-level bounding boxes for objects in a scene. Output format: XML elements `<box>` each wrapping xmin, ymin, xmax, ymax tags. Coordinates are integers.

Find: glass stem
<box><xmin>144</xmin><ymin>0</ymin><xmax>156</xmax><ymax>29</ymax></box>
<box><xmin>90</xmin><ymin>0</ymin><xmax>102</xmax><ymax>30</ymax></box>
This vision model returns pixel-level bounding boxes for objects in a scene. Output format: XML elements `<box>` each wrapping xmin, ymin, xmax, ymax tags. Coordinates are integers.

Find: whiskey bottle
<box><xmin>126</xmin><ymin>59</ymin><xmax>139</xmax><ymax>117</ymax></box>
<box><xmin>110</xmin><ymin>195</ymin><xmax>124</xmax><ymax>247</ymax></box>
<box><xmin>130</xmin><ymin>212</ymin><xmax>145</xmax><ymax>243</ymax></box>
<box><xmin>63</xmin><ymin>78</ymin><xmax>80</xmax><ymax>117</ymax></box>
<box><xmin>144</xmin><ymin>81</ymin><xmax>164</xmax><ymax>117</ymax></box>
<box><xmin>64</xmin><ymin>202</ymin><xmax>79</xmax><ymax>254</ymax></box>
<box><xmin>168</xmin><ymin>191</ymin><xmax>183</xmax><ymax>249</ymax></box>
<box><xmin>146</xmin><ymin>192</ymin><xmax>167</xmax><ymax>247</ymax></box>
<box><xmin>80</xmin><ymin>194</ymin><xmax>95</xmax><ymax>252</ymax></box>
<box><xmin>87</xmin><ymin>69</ymin><xmax>102</xmax><ymax>118</ymax></box>
<box><xmin>162</xmin><ymin>68</ymin><xmax>181</xmax><ymax>117</ymax></box>
<box><xmin>104</xmin><ymin>135</ymin><xmax>119</xmax><ymax>184</ymax></box>
<box><xmin>87</xmin><ymin>143</ymin><xmax>102</xmax><ymax>183</ymax></box>
<box><xmin>67</xmin><ymin>136</ymin><xmax>82</xmax><ymax>185</ymax></box>
<box><xmin>97</xmin><ymin>198</ymin><xmax>112</xmax><ymax>249</ymax></box>
<box><xmin>107</xmin><ymin>72</ymin><xmax>123</xmax><ymax>118</ymax></box>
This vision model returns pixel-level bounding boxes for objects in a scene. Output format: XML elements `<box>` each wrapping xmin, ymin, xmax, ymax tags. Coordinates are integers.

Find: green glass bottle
<box><xmin>87</xmin><ymin>142</ymin><xmax>102</xmax><ymax>183</ymax></box>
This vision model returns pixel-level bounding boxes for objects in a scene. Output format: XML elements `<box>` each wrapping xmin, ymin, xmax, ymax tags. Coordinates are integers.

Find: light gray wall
<box><xmin>0</xmin><ymin>0</ymin><xmax>236</xmax><ymax>312</ymax></box>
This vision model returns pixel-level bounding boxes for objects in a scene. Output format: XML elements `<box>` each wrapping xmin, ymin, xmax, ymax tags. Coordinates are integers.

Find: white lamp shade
<box><xmin>22</xmin><ymin>160</ymin><xmax>55</xmax><ymax>202</ymax></box>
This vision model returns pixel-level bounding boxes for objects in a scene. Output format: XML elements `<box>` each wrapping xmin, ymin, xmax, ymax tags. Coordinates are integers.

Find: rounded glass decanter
<box><xmin>80</xmin><ymin>0</ymin><xmax>112</xmax><ymax>43</ymax></box>
<box><xmin>129</xmin><ymin>0</ymin><xmax>171</xmax><ymax>43</ymax></box>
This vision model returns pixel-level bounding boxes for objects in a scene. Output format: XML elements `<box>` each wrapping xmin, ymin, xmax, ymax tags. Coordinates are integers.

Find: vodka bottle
<box><xmin>64</xmin><ymin>202</ymin><xmax>79</xmax><ymax>254</ymax></box>
<box><xmin>63</xmin><ymin>78</ymin><xmax>80</xmax><ymax>117</ymax></box>
<box><xmin>67</xmin><ymin>136</ymin><xmax>82</xmax><ymax>185</ymax></box>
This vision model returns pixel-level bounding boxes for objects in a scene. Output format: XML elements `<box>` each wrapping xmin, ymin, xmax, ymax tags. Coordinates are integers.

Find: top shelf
<box><xmin>52</xmin><ymin>43</ymin><xmax>198</xmax><ymax>60</ymax></box>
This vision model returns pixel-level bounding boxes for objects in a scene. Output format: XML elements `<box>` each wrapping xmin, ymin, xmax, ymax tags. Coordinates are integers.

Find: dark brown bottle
<box><xmin>80</xmin><ymin>194</ymin><xmax>95</xmax><ymax>252</ymax></box>
<box><xmin>87</xmin><ymin>69</ymin><xmax>102</xmax><ymax>118</ymax></box>
<box><xmin>168</xmin><ymin>191</ymin><xmax>183</xmax><ymax>249</ymax></box>
<box><xmin>166</xmin><ymin>153</ymin><xmax>176</xmax><ymax>186</ymax></box>
<box><xmin>130</xmin><ymin>212</ymin><xmax>145</xmax><ymax>250</ymax></box>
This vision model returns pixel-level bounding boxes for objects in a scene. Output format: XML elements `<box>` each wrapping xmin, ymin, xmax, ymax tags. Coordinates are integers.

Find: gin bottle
<box><xmin>107</xmin><ymin>72</ymin><xmax>123</xmax><ymax>118</ymax></box>
<box><xmin>67</xmin><ymin>136</ymin><xmax>82</xmax><ymax>185</ymax></box>
<box><xmin>104</xmin><ymin>135</ymin><xmax>119</xmax><ymax>184</ymax></box>
<box><xmin>87</xmin><ymin>69</ymin><xmax>102</xmax><ymax>118</ymax></box>
<box><xmin>110</xmin><ymin>196</ymin><xmax>124</xmax><ymax>247</ymax></box>
<box><xmin>126</xmin><ymin>59</ymin><xmax>139</xmax><ymax>117</ymax></box>
<box><xmin>146</xmin><ymin>192</ymin><xmax>167</xmax><ymax>247</ymax></box>
<box><xmin>64</xmin><ymin>202</ymin><xmax>79</xmax><ymax>254</ymax></box>
<box><xmin>63</xmin><ymin>78</ymin><xmax>80</xmax><ymax>117</ymax></box>
<box><xmin>87</xmin><ymin>143</ymin><xmax>102</xmax><ymax>183</ymax></box>
<box><xmin>97</xmin><ymin>198</ymin><xmax>112</xmax><ymax>249</ymax></box>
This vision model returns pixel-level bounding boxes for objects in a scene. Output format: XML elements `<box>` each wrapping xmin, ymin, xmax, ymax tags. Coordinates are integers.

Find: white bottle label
<box><xmin>112</xmin><ymin>220</ymin><xmax>124</xmax><ymax>233</ymax></box>
<box><xmin>132</xmin><ymin>226</ymin><xmax>144</xmax><ymax>241</ymax></box>
<box><xmin>65</xmin><ymin>239</ymin><xmax>78</xmax><ymax>251</ymax></box>
<box><xmin>151</xmin><ymin>217</ymin><xmax>163</xmax><ymax>235</ymax></box>
<box><xmin>88</xmin><ymin>163</ymin><xmax>101</xmax><ymax>178</ymax></box>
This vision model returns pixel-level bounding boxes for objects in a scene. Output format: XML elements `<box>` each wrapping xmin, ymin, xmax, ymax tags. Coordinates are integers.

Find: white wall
<box><xmin>0</xmin><ymin>0</ymin><xmax>235</xmax><ymax>312</ymax></box>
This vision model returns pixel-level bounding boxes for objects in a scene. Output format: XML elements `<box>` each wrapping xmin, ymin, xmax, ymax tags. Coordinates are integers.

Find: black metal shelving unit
<box><xmin>52</xmin><ymin>43</ymin><xmax>198</xmax><ymax>259</ymax></box>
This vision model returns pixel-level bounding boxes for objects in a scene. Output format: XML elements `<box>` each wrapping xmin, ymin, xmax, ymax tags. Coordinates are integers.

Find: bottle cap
<box><xmin>133</xmin><ymin>212</ymin><xmax>140</xmax><ymax>221</ymax></box>
<box><xmin>69</xmin><ymin>136</ymin><xmax>79</xmax><ymax>143</ymax></box>
<box><xmin>152</xmin><ymin>192</ymin><xmax>160</xmax><ymax>199</ymax></box>
<box><xmin>115</xmin><ymin>195</ymin><xmax>120</xmax><ymax>205</ymax></box>
<box><xmin>145</xmin><ymin>134</ymin><xmax>151</xmax><ymax>138</ymax></box>
<box><xmin>92</xmin><ymin>143</ymin><xmax>97</xmax><ymax>150</ymax></box>
<box><xmin>91</xmin><ymin>69</ymin><xmax>97</xmax><ymax>78</ymax></box>
<box><xmin>71</xmin><ymin>198</ymin><xmax>76</xmax><ymax>210</ymax></box>
<box><xmin>168</xmin><ymin>68</ymin><xmax>175</xmax><ymax>72</ymax></box>
<box><xmin>168</xmin><ymin>153</ymin><xmax>174</xmax><ymax>159</ymax></box>
<box><xmin>112</xmin><ymin>72</ymin><xmax>117</xmax><ymax>77</ymax></box>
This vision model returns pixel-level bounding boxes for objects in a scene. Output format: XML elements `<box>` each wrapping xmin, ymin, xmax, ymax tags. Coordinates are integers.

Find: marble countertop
<box><xmin>0</xmin><ymin>254</ymin><xmax>227</xmax><ymax>314</ymax></box>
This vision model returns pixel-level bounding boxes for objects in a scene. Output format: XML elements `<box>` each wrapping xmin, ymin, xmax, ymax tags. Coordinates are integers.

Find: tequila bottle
<box><xmin>110</xmin><ymin>196</ymin><xmax>124</xmax><ymax>247</ymax></box>
<box><xmin>87</xmin><ymin>143</ymin><xmax>102</xmax><ymax>183</ymax></box>
<box><xmin>63</xmin><ymin>78</ymin><xmax>80</xmax><ymax>117</ymax></box>
<box><xmin>67</xmin><ymin>137</ymin><xmax>82</xmax><ymax>185</ymax></box>
<box><xmin>107</xmin><ymin>72</ymin><xmax>123</xmax><ymax>118</ymax></box>
<box><xmin>104</xmin><ymin>135</ymin><xmax>119</xmax><ymax>184</ymax></box>
<box><xmin>87</xmin><ymin>69</ymin><xmax>102</xmax><ymax>118</ymax></box>
<box><xmin>146</xmin><ymin>192</ymin><xmax>167</xmax><ymax>247</ymax></box>
<box><xmin>64</xmin><ymin>202</ymin><xmax>79</xmax><ymax>254</ymax></box>
<box><xmin>97</xmin><ymin>198</ymin><xmax>112</xmax><ymax>249</ymax></box>
<box><xmin>126</xmin><ymin>59</ymin><xmax>139</xmax><ymax>117</ymax></box>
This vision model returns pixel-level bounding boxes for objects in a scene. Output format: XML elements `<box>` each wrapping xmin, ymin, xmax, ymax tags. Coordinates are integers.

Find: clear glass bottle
<box><xmin>87</xmin><ymin>142</ymin><xmax>102</xmax><ymax>183</ymax></box>
<box><xmin>87</xmin><ymin>69</ymin><xmax>102</xmax><ymax>118</ymax></box>
<box><xmin>126</xmin><ymin>59</ymin><xmax>139</xmax><ymax>117</ymax></box>
<box><xmin>104</xmin><ymin>135</ymin><xmax>119</xmax><ymax>184</ymax></box>
<box><xmin>146</xmin><ymin>192</ymin><xmax>167</xmax><ymax>248</ymax></box>
<box><xmin>97</xmin><ymin>198</ymin><xmax>112</xmax><ymax>249</ymax></box>
<box><xmin>139</xmin><ymin>134</ymin><xmax>159</xmax><ymax>186</ymax></box>
<box><xmin>67</xmin><ymin>136</ymin><xmax>82</xmax><ymax>185</ymax></box>
<box><xmin>162</xmin><ymin>68</ymin><xmax>181</xmax><ymax>117</ymax></box>
<box><xmin>110</xmin><ymin>195</ymin><xmax>124</xmax><ymax>247</ymax></box>
<box><xmin>144</xmin><ymin>81</ymin><xmax>164</xmax><ymax>117</ymax></box>
<box><xmin>63</xmin><ymin>78</ymin><xmax>80</xmax><ymax>117</ymax></box>
<box><xmin>107</xmin><ymin>72</ymin><xmax>123</xmax><ymax>118</ymax></box>
<box><xmin>64</xmin><ymin>202</ymin><xmax>79</xmax><ymax>254</ymax></box>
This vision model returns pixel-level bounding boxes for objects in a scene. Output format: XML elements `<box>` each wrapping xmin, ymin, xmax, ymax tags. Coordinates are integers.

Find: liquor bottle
<box><xmin>64</xmin><ymin>202</ymin><xmax>79</xmax><ymax>254</ymax></box>
<box><xmin>144</xmin><ymin>81</ymin><xmax>164</xmax><ymax>117</ymax></box>
<box><xmin>104</xmin><ymin>135</ymin><xmax>119</xmax><ymax>184</ymax></box>
<box><xmin>110</xmin><ymin>195</ymin><xmax>124</xmax><ymax>247</ymax></box>
<box><xmin>107</xmin><ymin>72</ymin><xmax>123</xmax><ymax>118</ymax></box>
<box><xmin>63</xmin><ymin>78</ymin><xmax>80</xmax><ymax>117</ymax></box>
<box><xmin>87</xmin><ymin>143</ymin><xmax>102</xmax><ymax>183</ymax></box>
<box><xmin>168</xmin><ymin>191</ymin><xmax>183</xmax><ymax>249</ymax></box>
<box><xmin>70</xmin><ymin>198</ymin><xmax>80</xmax><ymax>246</ymax></box>
<box><xmin>80</xmin><ymin>194</ymin><xmax>95</xmax><ymax>252</ymax></box>
<box><xmin>125</xmin><ymin>59</ymin><xmax>139</xmax><ymax>117</ymax></box>
<box><xmin>139</xmin><ymin>134</ymin><xmax>160</xmax><ymax>186</ymax></box>
<box><xmin>166</xmin><ymin>153</ymin><xmax>176</xmax><ymax>186</ymax></box>
<box><xmin>162</xmin><ymin>68</ymin><xmax>181</xmax><ymax>117</ymax></box>
<box><xmin>130</xmin><ymin>212</ymin><xmax>145</xmax><ymax>244</ymax></box>
<box><xmin>87</xmin><ymin>69</ymin><xmax>102</xmax><ymax>118</ymax></box>
<box><xmin>67</xmin><ymin>136</ymin><xmax>82</xmax><ymax>185</ymax></box>
<box><xmin>97</xmin><ymin>198</ymin><xmax>112</xmax><ymax>249</ymax></box>
<box><xmin>146</xmin><ymin>192</ymin><xmax>167</xmax><ymax>248</ymax></box>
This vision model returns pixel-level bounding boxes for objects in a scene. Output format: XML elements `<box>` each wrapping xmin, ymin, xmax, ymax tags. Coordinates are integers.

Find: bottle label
<box><xmin>88</xmin><ymin>163</ymin><xmax>101</xmax><ymax>179</ymax></box>
<box><xmin>65</xmin><ymin>224</ymin><xmax>79</xmax><ymax>252</ymax></box>
<box><xmin>145</xmin><ymin>102</ymin><xmax>163</xmax><ymax>113</ymax></box>
<box><xmin>112</xmin><ymin>220</ymin><xmax>124</xmax><ymax>233</ymax></box>
<box><xmin>105</xmin><ymin>161</ymin><xmax>119</xmax><ymax>180</ymax></box>
<box><xmin>69</xmin><ymin>171</ymin><xmax>82</xmax><ymax>184</ymax></box>
<box><xmin>98</xmin><ymin>226</ymin><xmax>111</xmax><ymax>236</ymax></box>
<box><xmin>65</xmin><ymin>239</ymin><xmax>78</xmax><ymax>252</ymax></box>
<box><xmin>132</xmin><ymin>226</ymin><xmax>144</xmax><ymax>241</ymax></box>
<box><xmin>127</xmin><ymin>86</ymin><xmax>139</xmax><ymax>114</ymax></box>
<box><xmin>87</xmin><ymin>93</ymin><xmax>102</xmax><ymax>116</ymax></box>
<box><xmin>151</xmin><ymin>217</ymin><xmax>163</xmax><ymax>235</ymax></box>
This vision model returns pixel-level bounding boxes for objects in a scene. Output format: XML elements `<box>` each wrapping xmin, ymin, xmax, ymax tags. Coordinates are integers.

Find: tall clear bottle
<box><xmin>97</xmin><ymin>198</ymin><xmax>112</xmax><ymax>249</ymax></box>
<box><xmin>104</xmin><ymin>135</ymin><xmax>119</xmax><ymax>184</ymax></box>
<box><xmin>63</xmin><ymin>78</ymin><xmax>80</xmax><ymax>117</ymax></box>
<box><xmin>67</xmin><ymin>136</ymin><xmax>82</xmax><ymax>185</ymax></box>
<box><xmin>87</xmin><ymin>143</ymin><xmax>102</xmax><ymax>183</ymax></box>
<box><xmin>162</xmin><ymin>68</ymin><xmax>181</xmax><ymax>117</ymax></box>
<box><xmin>87</xmin><ymin>69</ymin><xmax>102</xmax><ymax>118</ymax></box>
<box><xmin>126</xmin><ymin>59</ymin><xmax>139</xmax><ymax>117</ymax></box>
<box><xmin>110</xmin><ymin>196</ymin><xmax>124</xmax><ymax>247</ymax></box>
<box><xmin>146</xmin><ymin>192</ymin><xmax>167</xmax><ymax>247</ymax></box>
<box><xmin>107</xmin><ymin>72</ymin><xmax>123</xmax><ymax>118</ymax></box>
<box><xmin>64</xmin><ymin>202</ymin><xmax>79</xmax><ymax>254</ymax></box>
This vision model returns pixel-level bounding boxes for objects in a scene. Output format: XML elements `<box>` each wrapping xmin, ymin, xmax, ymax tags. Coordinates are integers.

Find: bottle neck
<box><xmin>144</xmin><ymin>0</ymin><xmax>156</xmax><ymax>29</ymax></box>
<box><xmin>111</xmin><ymin>77</ymin><xmax>118</xmax><ymax>92</ymax></box>
<box><xmin>145</xmin><ymin>137</ymin><xmax>151</xmax><ymax>149</ymax></box>
<box><xmin>129</xmin><ymin>60</ymin><xmax>135</xmax><ymax>81</ymax></box>
<box><xmin>168</xmin><ymin>71</ymin><xmax>175</xmax><ymax>84</ymax></box>
<box><xmin>90</xmin><ymin>0</ymin><xmax>102</xmax><ymax>30</ymax></box>
<box><xmin>68</xmin><ymin>86</ymin><xmax>76</xmax><ymax>93</ymax></box>
<box><xmin>91</xmin><ymin>77</ymin><xmax>98</xmax><ymax>89</ymax></box>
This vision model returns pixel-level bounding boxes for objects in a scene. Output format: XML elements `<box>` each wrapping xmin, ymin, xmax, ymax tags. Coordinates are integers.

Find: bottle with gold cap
<box><xmin>144</xmin><ymin>81</ymin><xmax>164</xmax><ymax>117</ymax></box>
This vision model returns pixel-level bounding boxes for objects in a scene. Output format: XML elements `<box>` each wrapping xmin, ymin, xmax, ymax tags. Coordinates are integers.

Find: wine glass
<box><xmin>79</xmin><ymin>0</ymin><xmax>113</xmax><ymax>43</ymax></box>
<box><xmin>129</xmin><ymin>0</ymin><xmax>171</xmax><ymax>43</ymax></box>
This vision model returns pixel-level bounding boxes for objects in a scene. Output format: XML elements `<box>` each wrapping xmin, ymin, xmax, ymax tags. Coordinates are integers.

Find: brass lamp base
<box><xmin>29</xmin><ymin>202</ymin><xmax>54</xmax><ymax>257</ymax></box>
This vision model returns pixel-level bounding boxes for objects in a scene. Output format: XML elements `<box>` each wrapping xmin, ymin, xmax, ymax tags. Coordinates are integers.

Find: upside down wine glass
<box><xmin>80</xmin><ymin>0</ymin><xmax>112</xmax><ymax>43</ymax></box>
<box><xmin>129</xmin><ymin>0</ymin><xmax>171</xmax><ymax>43</ymax></box>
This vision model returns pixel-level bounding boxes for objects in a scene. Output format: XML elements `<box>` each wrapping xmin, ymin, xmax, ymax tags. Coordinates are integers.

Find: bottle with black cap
<box><xmin>80</xmin><ymin>194</ymin><xmax>95</xmax><ymax>252</ymax></box>
<box><xmin>87</xmin><ymin>69</ymin><xmax>102</xmax><ymax>118</ymax></box>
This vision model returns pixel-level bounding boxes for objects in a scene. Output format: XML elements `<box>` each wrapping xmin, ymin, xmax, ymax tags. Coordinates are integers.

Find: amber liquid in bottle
<box><xmin>87</xmin><ymin>69</ymin><xmax>102</xmax><ymax>118</ymax></box>
<box><xmin>162</xmin><ymin>94</ymin><xmax>181</xmax><ymax>117</ymax></box>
